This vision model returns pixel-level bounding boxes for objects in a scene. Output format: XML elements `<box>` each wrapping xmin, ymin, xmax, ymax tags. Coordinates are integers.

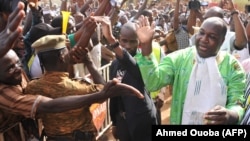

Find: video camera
<box><xmin>245</xmin><ymin>5</ymin><xmax>250</xmax><ymax>13</ymax></box>
<box><xmin>188</xmin><ymin>0</ymin><xmax>201</xmax><ymax>10</ymax></box>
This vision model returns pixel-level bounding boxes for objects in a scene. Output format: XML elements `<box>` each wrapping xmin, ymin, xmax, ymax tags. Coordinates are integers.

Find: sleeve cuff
<box><xmin>68</xmin><ymin>34</ymin><xmax>76</xmax><ymax>48</ymax></box>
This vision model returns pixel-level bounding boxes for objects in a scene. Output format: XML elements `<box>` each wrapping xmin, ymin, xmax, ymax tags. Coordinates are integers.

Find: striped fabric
<box><xmin>241</xmin><ymin>73</ymin><xmax>250</xmax><ymax>125</ymax></box>
<box><xmin>0</xmin><ymin>71</ymin><xmax>45</xmax><ymax>131</ymax></box>
<box><xmin>24</xmin><ymin>72</ymin><xmax>104</xmax><ymax>136</ymax></box>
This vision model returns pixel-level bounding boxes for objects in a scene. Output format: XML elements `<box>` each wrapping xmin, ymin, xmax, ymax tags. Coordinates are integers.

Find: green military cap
<box><xmin>32</xmin><ymin>35</ymin><xmax>66</xmax><ymax>53</ymax></box>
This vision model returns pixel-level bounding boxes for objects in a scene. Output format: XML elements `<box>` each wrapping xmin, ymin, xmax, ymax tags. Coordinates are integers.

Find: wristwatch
<box><xmin>231</xmin><ymin>10</ymin><xmax>239</xmax><ymax>16</ymax></box>
<box><xmin>109</xmin><ymin>41</ymin><xmax>120</xmax><ymax>50</ymax></box>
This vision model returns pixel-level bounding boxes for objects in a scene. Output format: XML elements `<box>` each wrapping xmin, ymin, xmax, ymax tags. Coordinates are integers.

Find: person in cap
<box><xmin>24</xmin><ymin>17</ymin><xmax>127</xmax><ymax>140</ymax></box>
<box><xmin>0</xmin><ymin>7</ymin><xmax>144</xmax><ymax>140</ymax></box>
<box><xmin>23</xmin><ymin>22</ymin><xmax>62</xmax><ymax>79</ymax></box>
<box><xmin>26</xmin><ymin>34</ymin><xmax>102</xmax><ymax>140</ymax></box>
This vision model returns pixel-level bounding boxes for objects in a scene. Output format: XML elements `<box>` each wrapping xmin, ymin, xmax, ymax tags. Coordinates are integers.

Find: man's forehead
<box><xmin>120</xmin><ymin>34</ymin><xmax>137</xmax><ymax>41</ymax></box>
<box><xmin>0</xmin><ymin>50</ymin><xmax>18</xmax><ymax>64</ymax></box>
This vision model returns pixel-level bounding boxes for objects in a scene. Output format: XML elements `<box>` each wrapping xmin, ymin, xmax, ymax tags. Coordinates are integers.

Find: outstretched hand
<box><xmin>101</xmin><ymin>78</ymin><xmax>144</xmax><ymax>99</ymax></box>
<box><xmin>0</xmin><ymin>2</ymin><xmax>25</xmax><ymax>58</ymax></box>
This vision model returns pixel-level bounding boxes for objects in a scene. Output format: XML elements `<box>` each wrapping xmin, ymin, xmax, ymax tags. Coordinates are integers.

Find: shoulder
<box><xmin>219</xmin><ymin>52</ymin><xmax>244</xmax><ymax>72</ymax></box>
<box><xmin>167</xmin><ymin>46</ymin><xmax>194</xmax><ymax>58</ymax></box>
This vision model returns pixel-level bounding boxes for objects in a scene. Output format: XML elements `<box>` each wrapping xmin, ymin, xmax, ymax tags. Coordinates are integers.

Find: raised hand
<box><xmin>135</xmin><ymin>15</ymin><xmax>155</xmax><ymax>56</ymax></box>
<box><xmin>135</xmin><ymin>15</ymin><xmax>155</xmax><ymax>44</ymax></box>
<box><xmin>0</xmin><ymin>2</ymin><xmax>25</xmax><ymax>58</ymax></box>
<box><xmin>93</xmin><ymin>16</ymin><xmax>115</xmax><ymax>42</ymax></box>
<box><xmin>101</xmin><ymin>78</ymin><xmax>144</xmax><ymax>99</ymax></box>
<box><xmin>28</xmin><ymin>0</ymin><xmax>39</xmax><ymax>10</ymax></box>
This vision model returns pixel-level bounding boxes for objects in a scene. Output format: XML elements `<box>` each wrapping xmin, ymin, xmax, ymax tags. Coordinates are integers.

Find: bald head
<box><xmin>202</xmin><ymin>17</ymin><xmax>227</xmax><ymax>37</ymax></box>
<box><xmin>119</xmin><ymin>22</ymin><xmax>139</xmax><ymax>56</ymax></box>
<box><xmin>121</xmin><ymin>22</ymin><xmax>136</xmax><ymax>34</ymax></box>
<box><xmin>0</xmin><ymin>49</ymin><xmax>18</xmax><ymax>62</ymax></box>
<box><xmin>203</xmin><ymin>6</ymin><xmax>224</xmax><ymax>20</ymax></box>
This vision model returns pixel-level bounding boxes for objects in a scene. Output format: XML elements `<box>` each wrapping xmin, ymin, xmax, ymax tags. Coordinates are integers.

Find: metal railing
<box><xmin>0</xmin><ymin>122</ymin><xmax>26</xmax><ymax>141</ymax></box>
<box><xmin>96</xmin><ymin>62</ymin><xmax>113</xmax><ymax>140</ymax></box>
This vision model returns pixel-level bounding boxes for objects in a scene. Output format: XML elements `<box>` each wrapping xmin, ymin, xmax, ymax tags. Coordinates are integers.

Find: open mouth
<box><xmin>198</xmin><ymin>44</ymin><xmax>207</xmax><ymax>51</ymax></box>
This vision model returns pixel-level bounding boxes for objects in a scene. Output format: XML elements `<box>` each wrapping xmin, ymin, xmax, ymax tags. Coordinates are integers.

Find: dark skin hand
<box><xmin>70</xmin><ymin>46</ymin><xmax>91</xmax><ymax>64</ymax></box>
<box><xmin>37</xmin><ymin>78</ymin><xmax>144</xmax><ymax>113</ymax></box>
<box><xmin>0</xmin><ymin>2</ymin><xmax>25</xmax><ymax>58</ymax></box>
<box><xmin>69</xmin><ymin>46</ymin><xmax>106</xmax><ymax>85</ymax></box>
<box><xmin>203</xmin><ymin>105</ymin><xmax>239</xmax><ymax>125</ymax></box>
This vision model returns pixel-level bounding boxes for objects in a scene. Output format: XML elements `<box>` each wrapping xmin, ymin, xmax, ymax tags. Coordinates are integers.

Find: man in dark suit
<box><xmin>97</xmin><ymin>17</ymin><xmax>159</xmax><ymax>141</ymax></box>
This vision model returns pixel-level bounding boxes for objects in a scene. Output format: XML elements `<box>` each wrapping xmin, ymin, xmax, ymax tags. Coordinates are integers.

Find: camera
<box><xmin>188</xmin><ymin>0</ymin><xmax>201</xmax><ymax>10</ymax></box>
<box><xmin>245</xmin><ymin>5</ymin><xmax>250</xmax><ymax>13</ymax></box>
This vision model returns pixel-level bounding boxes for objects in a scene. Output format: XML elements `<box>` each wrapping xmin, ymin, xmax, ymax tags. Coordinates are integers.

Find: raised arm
<box><xmin>136</xmin><ymin>15</ymin><xmax>155</xmax><ymax>56</ymax></box>
<box><xmin>222</xmin><ymin>0</ymin><xmax>247</xmax><ymax>49</ymax></box>
<box><xmin>173</xmin><ymin>0</ymin><xmax>180</xmax><ymax>30</ymax></box>
<box><xmin>133</xmin><ymin>0</ymin><xmax>149</xmax><ymax>20</ymax></box>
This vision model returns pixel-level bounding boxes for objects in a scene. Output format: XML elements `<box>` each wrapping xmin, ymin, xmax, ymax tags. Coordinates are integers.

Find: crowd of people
<box><xmin>1</xmin><ymin>0</ymin><xmax>250</xmax><ymax>141</ymax></box>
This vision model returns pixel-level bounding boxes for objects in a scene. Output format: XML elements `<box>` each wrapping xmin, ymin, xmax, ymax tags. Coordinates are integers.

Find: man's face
<box><xmin>0</xmin><ymin>50</ymin><xmax>22</xmax><ymax>85</ymax></box>
<box><xmin>195</xmin><ymin>21</ymin><xmax>225</xmax><ymax>58</ymax></box>
<box><xmin>119</xmin><ymin>28</ymin><xmax>139</xmax><ymax>56</ymax></box>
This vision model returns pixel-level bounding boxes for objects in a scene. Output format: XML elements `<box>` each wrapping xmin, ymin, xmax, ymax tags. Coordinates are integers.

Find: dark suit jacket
<box><xmin>109</xmin><ymin>49</ymin><xmax>158</xmax><ymax>127</ymax></box>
